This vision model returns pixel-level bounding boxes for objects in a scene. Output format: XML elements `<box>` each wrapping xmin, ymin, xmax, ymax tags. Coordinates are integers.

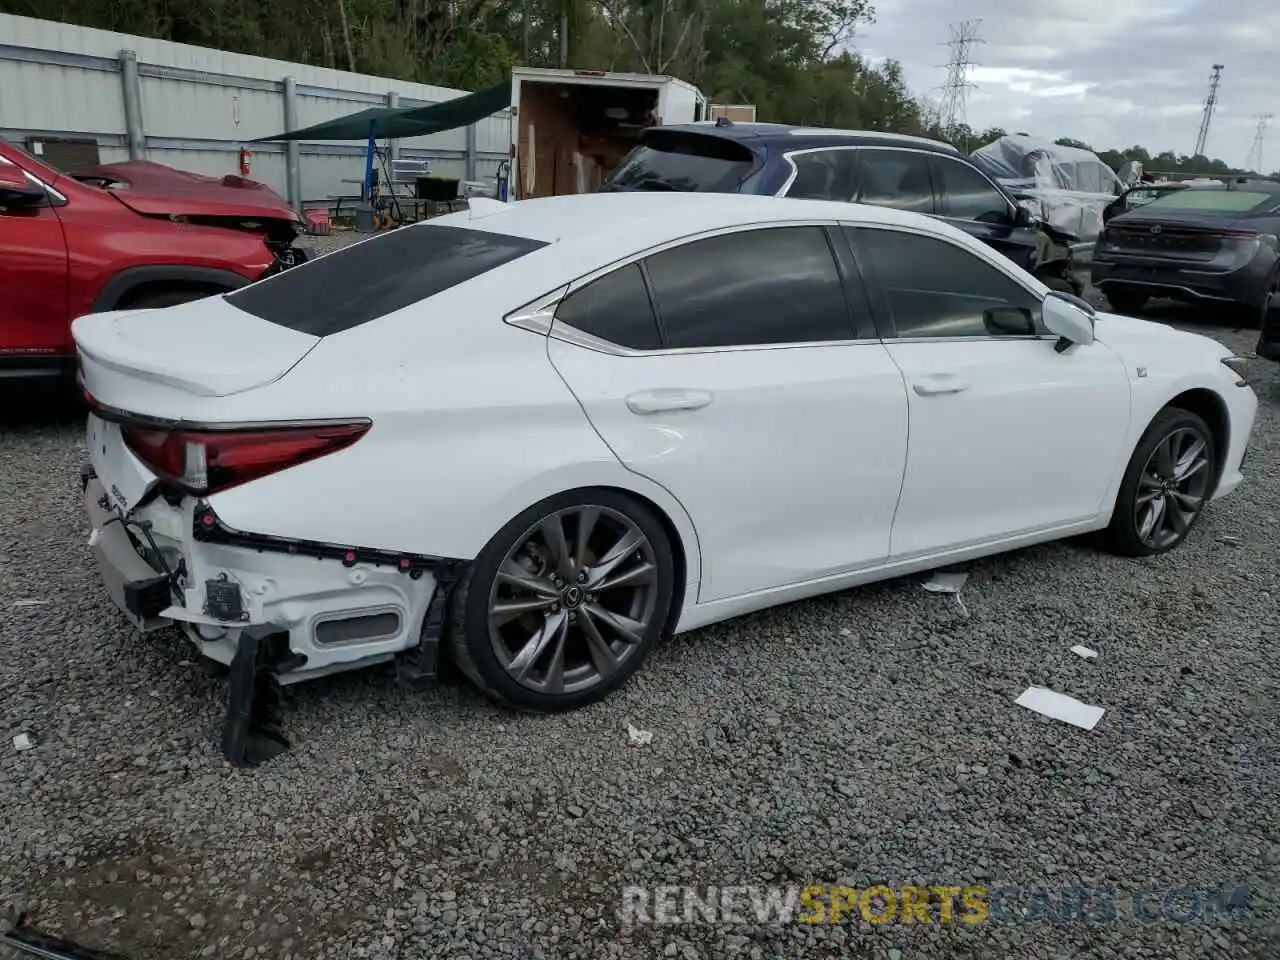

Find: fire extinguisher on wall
<box><xmin>237</xmin><ymin>146</ymin><xmax>252</xmax><ymax>177</ymax></box>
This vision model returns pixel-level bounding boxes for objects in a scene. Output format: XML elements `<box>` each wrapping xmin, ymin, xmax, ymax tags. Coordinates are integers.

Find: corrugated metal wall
<box><xmin>0</xmin><ymin>13</ymin><xmax>510</xmax><ymax>207</ymax></box>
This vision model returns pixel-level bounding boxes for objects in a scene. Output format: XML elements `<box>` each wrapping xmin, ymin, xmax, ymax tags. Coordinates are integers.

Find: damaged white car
<box><xmin>77</xmin><ymin>192</ymin><xmax>1258</xmax><ymax>766</ymax></box>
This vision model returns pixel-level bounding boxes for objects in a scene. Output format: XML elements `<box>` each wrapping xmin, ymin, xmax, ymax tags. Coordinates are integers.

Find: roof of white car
<box><xmin>453</xmin><ymin>191</ymin><xmax>948</xmax><ymax>245</ymax></box>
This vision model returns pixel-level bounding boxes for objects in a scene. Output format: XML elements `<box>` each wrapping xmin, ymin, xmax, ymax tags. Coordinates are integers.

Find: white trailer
<box><xmin>507</xmin><ymin>66</ymin><xmax>707</xmax><ymax>200</ymax></box>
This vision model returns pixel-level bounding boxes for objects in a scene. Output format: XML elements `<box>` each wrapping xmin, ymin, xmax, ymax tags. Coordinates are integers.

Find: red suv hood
<box><xmin>72</xmin><ymin>160</ymin><xmax>300</xmax><ymax>223</ymax></box>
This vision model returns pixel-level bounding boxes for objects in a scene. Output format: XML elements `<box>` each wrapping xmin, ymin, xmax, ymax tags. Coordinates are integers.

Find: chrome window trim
<box><xmin>505</xmin><ymin>219</ymin><xmax>878</xmax><ymax>356</ymax></box>
<box><xmin>777</xmin><ymin>145</ymin><xmax>942</xmax><ymax>200</ymax></box>
<box><xmin>504</xmin><ymin>217</ymin><xmax>1054</xmax><ymax>355</ymax></box>
<box><xmin>783</xmin><ymin>129</ymin><xmax>959</xmax><ymax>153</ymax></box>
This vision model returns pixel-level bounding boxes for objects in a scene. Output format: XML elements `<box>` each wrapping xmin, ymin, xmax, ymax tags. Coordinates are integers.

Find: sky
<box><xmin>856</xmin><ymin>0</ymin><xmax>1279</xmax><ymax>170</ymax></box>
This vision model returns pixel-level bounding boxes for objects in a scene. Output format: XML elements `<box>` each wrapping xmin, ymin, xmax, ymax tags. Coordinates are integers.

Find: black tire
<box><xmin>447</xmin><ymin>488</ymin><xmax>677</xmax><ymax>712</ymax></box>
<box><xmin>1103</xmin><ymin>287</ymin><xmax>1150</xmax><ymax>315</ymax></box>
<box><xmin>1103</xmin><ymin>407</ymin><xmax>1217</xmax><ymax>558</ymax></box>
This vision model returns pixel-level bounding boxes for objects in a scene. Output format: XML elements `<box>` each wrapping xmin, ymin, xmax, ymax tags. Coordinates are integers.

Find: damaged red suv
<box><xmin>0</xmin><ymin>139</ymin><xmax>308</xmax><ymax>381</ymax></box>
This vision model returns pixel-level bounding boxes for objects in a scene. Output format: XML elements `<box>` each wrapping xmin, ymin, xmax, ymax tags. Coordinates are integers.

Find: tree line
<box><xmin>6</xmin><ymin>0</ymin><xmax>1272</xmax><ymax>178</ymax></box>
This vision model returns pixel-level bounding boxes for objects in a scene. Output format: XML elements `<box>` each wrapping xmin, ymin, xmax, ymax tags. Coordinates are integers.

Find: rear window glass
<box><xmin>225</xmin><ymin>224</ymin><xmax>548</xmax><ymax>336</ymax></box>
<box><xmin>602</xmin><ymin>132</ymin><xmax>757</xmax><ymax>193</ymax></box>
<box><xmin>1140</xmin><ymin>188</ymin><xmax>1278</xmax><ymax>215</ymax></box>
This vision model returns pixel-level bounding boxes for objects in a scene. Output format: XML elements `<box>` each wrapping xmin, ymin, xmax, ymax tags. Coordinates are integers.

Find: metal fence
<box><xmin>0</xmin><ymin>13</ymin><xmax>511</xmax><ymax>211</ymax></box>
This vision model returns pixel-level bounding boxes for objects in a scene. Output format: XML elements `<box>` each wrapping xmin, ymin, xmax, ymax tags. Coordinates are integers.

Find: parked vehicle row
<box><xmin>0</xmin><ymin>139</ymin><xmax>309</xmax><ymax>380</ymax></box>
<box><xmin>1091</xmin><ymin>176</ymin><xmax>1280</xmax><ymax>361</ymax></box>
<box><xmin>600</xmin><ymin>120</ymin><xmax>1087</xmax><ymax>295</ymax></box>
<box><xmin>75</xmin><ymin>191</ymin><xmax>1258</xmax><ymax>763</ymax></box>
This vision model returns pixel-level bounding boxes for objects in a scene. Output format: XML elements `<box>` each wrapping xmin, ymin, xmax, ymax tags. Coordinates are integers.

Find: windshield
<box><xmin>602</xmin><ymin>132</ymin><xmax>758</xmax><ymax>193</ymax></box>
<box><xmin>1140</xmin><ymin>188</ymin><xmax>1279</xmax><ymax>215</ymax></box>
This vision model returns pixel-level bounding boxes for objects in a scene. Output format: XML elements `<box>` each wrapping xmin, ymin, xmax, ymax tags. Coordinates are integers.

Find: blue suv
<box><xmin>600</xmin><ymin>119</ymin><xmax>1081</xmax><ymax>293</ymax></box>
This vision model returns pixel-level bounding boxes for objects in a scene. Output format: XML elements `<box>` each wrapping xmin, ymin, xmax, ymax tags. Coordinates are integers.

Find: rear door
<box><xmin>546</xmin><ymin>222</ymin><xmax>910</xmax><ymax>603</ymax></box>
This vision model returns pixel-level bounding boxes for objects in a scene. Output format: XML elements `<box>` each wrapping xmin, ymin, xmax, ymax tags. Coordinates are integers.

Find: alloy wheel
<box><xmin>1133</xmin><ymin>426</ymin><xmax>1212</xmax><ymax>549</ymax></box>
<box><xmin>486</xmin><ymin>505</ymin><xmax>660</xmax><ymax>695</ymax></box>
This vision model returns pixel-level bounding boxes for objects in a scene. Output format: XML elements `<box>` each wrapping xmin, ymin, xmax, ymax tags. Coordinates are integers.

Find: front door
<box><xmin>547</xmin><ymin>223</ymin><xmax>910</xmax><ymax>602</ymax></box>
<box><xmin>0</xmin><ymin>156</ymin><xmax>69</xmax><ymax>361</ymax></box>
<box><xmin>848</xmin><ymin>224</ymin><xmax>1133</xmax><ymax>557</ymax></box>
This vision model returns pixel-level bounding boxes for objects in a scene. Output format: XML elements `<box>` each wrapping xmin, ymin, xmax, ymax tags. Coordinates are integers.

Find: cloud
<box><xmin>856</xmin><ymin>0</ymin><xmax>1279</xmax><ymax>169</ymax></box>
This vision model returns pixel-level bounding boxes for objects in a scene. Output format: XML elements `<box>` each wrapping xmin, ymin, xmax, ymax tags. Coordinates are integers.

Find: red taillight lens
<box><xmin>121</xmin><ymin>420</ymin><xmax>370</xmax><ymax>496</ymax></box>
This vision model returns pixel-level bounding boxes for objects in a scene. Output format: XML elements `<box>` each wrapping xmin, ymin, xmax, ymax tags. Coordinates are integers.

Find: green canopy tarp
<box><xmin>255</xmin><ymin>80</ymin><xmax>511</xmax><ymax>142</ymax></box>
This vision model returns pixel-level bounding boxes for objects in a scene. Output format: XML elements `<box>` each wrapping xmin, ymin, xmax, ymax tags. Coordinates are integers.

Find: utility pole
<box><xmin>1244</xmin><ymin>114</ymin><xmax>1271</xmax><ymax>172</ymax></box>
<box><xmin>937</xmin><ymin>20</ymin><xmax>984</xmax><ymax>150</ymax></box>
<box><xmin>1192</xmin><ymin>64</ymin><xmax>1224</xmax><ymax>158</ymax></box>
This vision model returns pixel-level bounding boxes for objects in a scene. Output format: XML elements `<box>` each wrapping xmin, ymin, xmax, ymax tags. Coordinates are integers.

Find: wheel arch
<box><xmin>90</xmin><ymin>265</ymin><xmax>254</xmax><ymax>312</ymax></box>
<box><xmin>550</xmin><ymin>483</ymin><xmax>694</xmax><ymax>636</ymax></box>
<box><xmin>1163</xmin><ymin>387</ymin><xmax>1230</xmax><ymax>491</ymax></box>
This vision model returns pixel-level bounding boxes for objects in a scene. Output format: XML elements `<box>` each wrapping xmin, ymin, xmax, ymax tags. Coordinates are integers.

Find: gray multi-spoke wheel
<box><xmin>1105</xmin><ymin>407</ymin><xmax>1217</xmax><ymax>557</ymax></box>
<box><xmin>448</xmin><ymin>490</ymin><xmax>676</xmax><ymax>711</ymax></box>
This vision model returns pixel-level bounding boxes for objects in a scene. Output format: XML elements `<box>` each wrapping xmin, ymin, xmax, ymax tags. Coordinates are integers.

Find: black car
<box><xmin>1092</xmin><ymin>177</ymin><xmax>1280</xmax><ymax>348</ymax></box>
<box><xmin>599</xmin><ymin>119</ymin><xmax>1082</xmax><ymax>293</ymax></box>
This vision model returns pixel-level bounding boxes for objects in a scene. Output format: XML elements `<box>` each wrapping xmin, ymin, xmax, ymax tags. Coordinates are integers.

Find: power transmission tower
<box><xmin>937</xmin><ymin>20</ymin><xmax>984</xmax><ymax>148</ymax></box>
<box><xmin>1244</xmin><ymin>114</ymin><xmax>1272</xmax><ymax>172</ymax></box>
<box><xmin>1192</xmin><ymin>64</ymin><xmax>1224</xmax><ymax>158</ymax></box>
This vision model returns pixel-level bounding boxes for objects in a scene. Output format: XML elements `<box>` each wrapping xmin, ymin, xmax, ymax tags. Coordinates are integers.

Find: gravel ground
<box><xmin>1</xmin><ymin>286</ymin><xmax>1278</xmax><ymax>959</ymax></box>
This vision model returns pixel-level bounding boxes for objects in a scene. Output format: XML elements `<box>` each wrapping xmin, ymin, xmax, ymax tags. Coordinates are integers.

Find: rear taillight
<box><xmin>121</xmin><ymin>420</ymin><xmax>370</xmax><ymax>496</ymax></box>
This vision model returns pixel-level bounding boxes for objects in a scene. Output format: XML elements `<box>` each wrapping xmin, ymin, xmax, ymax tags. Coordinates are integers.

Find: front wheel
<box><xmin>448</xmin><ymin>490</ymin><xmax>676</xmax><ymax>712</ymax></box>
<box><xmin>1103</xmin><ymin>408</ymin><xmax>1217</xmax><ymax>558</ymax></box>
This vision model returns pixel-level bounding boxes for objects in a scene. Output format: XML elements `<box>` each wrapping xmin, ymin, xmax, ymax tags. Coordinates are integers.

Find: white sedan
<box><xmin>75</xmin><ymin>192</ymin><xmax>1257</xmax><ymax>760</ymax></box>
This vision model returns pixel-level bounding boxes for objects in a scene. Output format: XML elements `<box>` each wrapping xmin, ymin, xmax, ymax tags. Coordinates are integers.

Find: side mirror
<box><xmin>1012</xmin><ymin>204</ymin><xmax>1034</xmax><ymax>228</ymax></box>
<box><xmin>1043</xmin><ymin>291</ymin><xmax>1096</xmax><ymax>353</ymax></box>
<box><xmin>0</xmin><ymin>172</ymin><xmax>46</xmax><ymax>210</ymax></box>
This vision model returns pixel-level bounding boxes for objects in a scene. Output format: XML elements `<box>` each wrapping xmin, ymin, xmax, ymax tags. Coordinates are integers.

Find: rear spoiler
<box><xmin>2</xmin><ymin>914</ymin><xmax>130</xmax><ymax>960</ymax></box>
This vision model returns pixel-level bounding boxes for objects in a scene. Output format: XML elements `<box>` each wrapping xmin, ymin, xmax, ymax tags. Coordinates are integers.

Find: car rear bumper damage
<box><xmin>81</xmin><ymin>465</ymin><xmax>466</xmax><ymax>766</ymax></box>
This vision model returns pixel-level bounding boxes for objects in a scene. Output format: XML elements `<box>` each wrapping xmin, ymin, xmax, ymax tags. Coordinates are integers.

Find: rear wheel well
<box><xmin>1165</xmin><ymin>388</ymin><xmax>1229</xmax><ymax>488</ymax></box>
<box><xmin>579</xmin><ymin>485</ymin><xmax>690</xmax><ymax>632</ymax></box>
<box><xmin>113</xmin><ymin>280</ymin><xmax>231</xmax><ymax>310</ymax></box>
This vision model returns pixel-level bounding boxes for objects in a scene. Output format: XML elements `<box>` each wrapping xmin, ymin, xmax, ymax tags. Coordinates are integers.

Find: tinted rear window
<box><xmin>1141</xmin><ymin>188</ymin><xmax>1279</xmax><ymax>215</ymax></box>
<box><xmin>602</xmin><ymin>132</ymin><xmax>758</xmax><ymax>193</ymax></box>
<box><xmin>226</xmin><ymin>224</ymin><xmax>548</xmax><ymax>335</ymax></box>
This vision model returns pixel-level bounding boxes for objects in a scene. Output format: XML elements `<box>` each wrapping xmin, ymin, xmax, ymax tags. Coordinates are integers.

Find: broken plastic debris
<box><xmin>13</xmin><ymin>733</ymin><xmax>34</xmax><ymax>752</ymax></box>
<box><xmin>1070</xmin><ymin>645</ymin><xmax>1098</xmax><ymax>660</ymax></box>
<box><xmin>12</xmin><ymin>599</ymin><xmax>46</xmax><ymax>607</ymax></box>
<box><xmin>626</xmin><ymin>722</ymin><xmax>653</xmax><ymax>746</ymax></box>
<box><xmin>1218</xmin><ymin>535</ymin><xmax>1242</xmax><ymax>546</ymax></box>
<box><xmin>923</xmin><ymin>572</ymin><xmax>968</xmax><ymax>594</ymax></box>
<box><xmin>1015</xmin><ymin>686</ymin><xmax>1105</xmax><ymax>731</ymax></box>
<box><xmin>924</xmin><ymin>572</ymin><xmax>970</xmax><ymax>616</ymax></box>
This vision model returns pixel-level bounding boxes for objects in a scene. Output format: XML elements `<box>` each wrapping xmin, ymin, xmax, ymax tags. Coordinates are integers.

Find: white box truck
<box><xmin>508</xmin><ymin>67</ymin><xmax>707</xmax><ymax>200</ymax></box>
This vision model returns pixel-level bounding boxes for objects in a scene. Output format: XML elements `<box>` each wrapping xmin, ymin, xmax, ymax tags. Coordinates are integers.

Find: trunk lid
<box><xmin>73</xmin><ymin>294</ymin><xmax>319</xmax><ymax>400</ymax></box>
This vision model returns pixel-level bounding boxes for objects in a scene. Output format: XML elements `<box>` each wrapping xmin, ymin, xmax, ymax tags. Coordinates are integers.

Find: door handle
<box><xmin>912</xmin><ymin>374</ymin><xmax>970</xmax><ymax>397</ymax></box>
<box><xmin>625</xmin><ymin>388</ymin><xmax>714</xmax><ymax>415</ymax></box>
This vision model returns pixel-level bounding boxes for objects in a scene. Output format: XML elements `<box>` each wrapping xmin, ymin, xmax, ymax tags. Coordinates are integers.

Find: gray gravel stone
<box><xmin>1</xmin><ymin>301</ymin><xmax>1278</xmax><ymax>960</ymax></box>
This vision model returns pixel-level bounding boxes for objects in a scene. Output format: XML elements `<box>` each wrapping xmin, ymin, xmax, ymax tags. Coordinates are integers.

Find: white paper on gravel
<box><xmin>1015</xmin><ymin>686</ymin><xmax>1106</xmax><ymax>730</ymax></box>
<box><xmin>1070</xmin><ymin>645</ymin><xmax>1098</xmax><ymax>660</ymax></box>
